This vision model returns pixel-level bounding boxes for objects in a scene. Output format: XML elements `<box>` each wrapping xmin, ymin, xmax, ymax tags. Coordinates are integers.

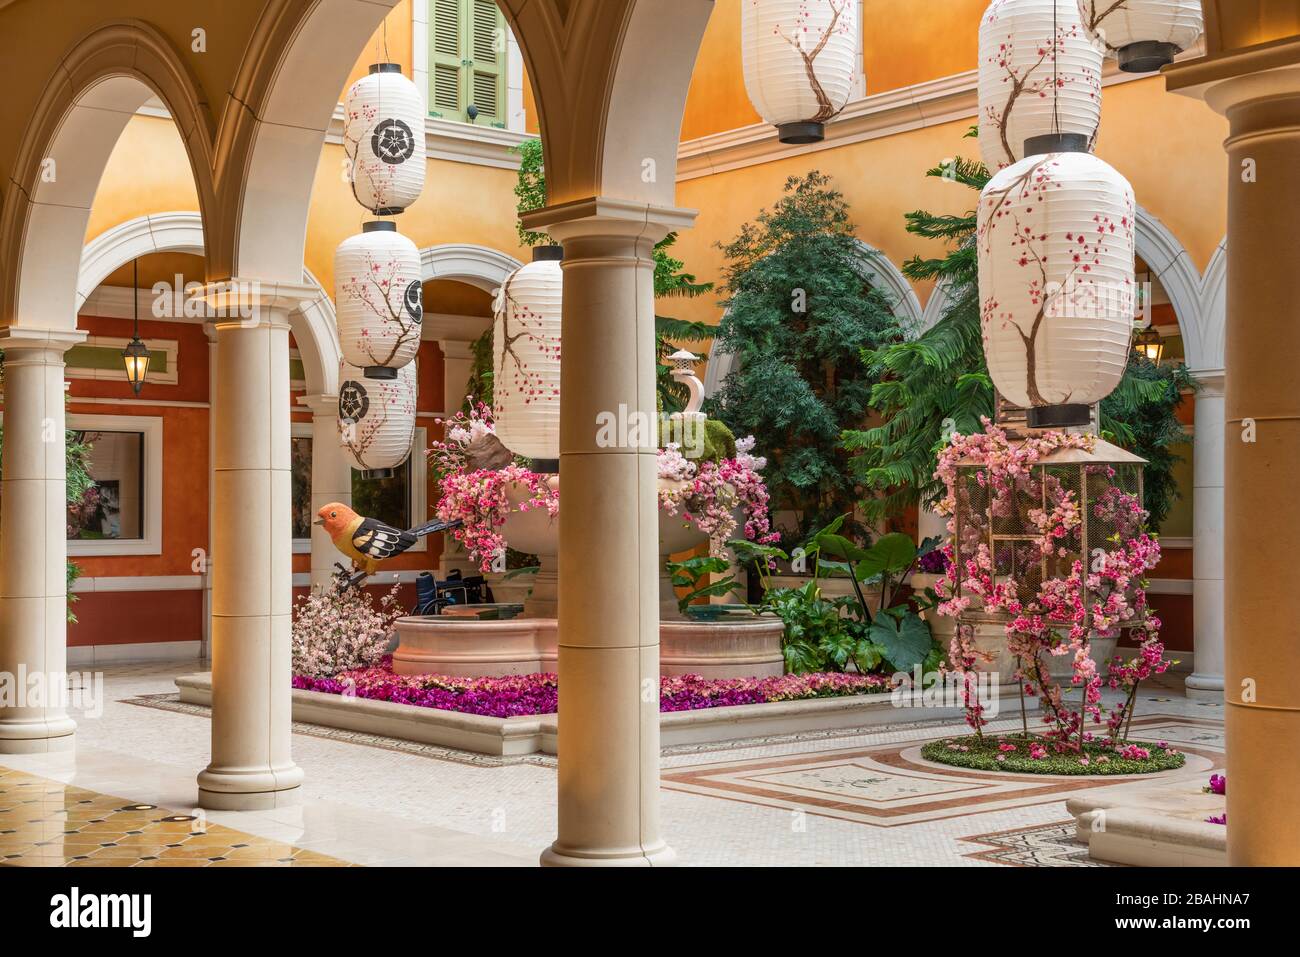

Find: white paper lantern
<box><xmin>492</xmin><ymin>247</ymin><xmax>563</xmax><ymax>464</ymax></box>
<box><xmin>335</xmin><ymin>221</ymin><xmax>423</xmax><ymax>378</ymax></box>
<box><xmin>977</xmin><ymin>150</ymin><xmax>1136</xmax><ymax>425</ymax></box>
<box><xmin>338</xmin><ymin>359</ymin><xmax>417</xmax><ymax>479</ymax></box>
<box><xmin>344</xmin><ymin>63</ymin><xmax>427</xmax><ymax>214</ymax></box>
<box><xmin>978</xmin><ymin>0</ymin><xmax>1104</xmax><ymax>171</ymax></box>
<box><xmin>1077</xmin><ymin>0</ymin><xmax>1202</xmax><ymax>72</ymax></box>
<box><xmin>741</xmin><ymin>0</ymin><xmax>859</xmax><ymax>144</ymax></box>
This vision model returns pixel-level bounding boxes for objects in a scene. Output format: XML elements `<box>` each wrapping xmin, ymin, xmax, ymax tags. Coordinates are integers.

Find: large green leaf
<box><xmin>868</xmin><ymin>611</ymin><xmax>933</xmax><ymax>672</ymax></box>
<box><xmin>855</xmin><ymin>532</ymin><xmax>917</xmax><ymax>580</ymax></box>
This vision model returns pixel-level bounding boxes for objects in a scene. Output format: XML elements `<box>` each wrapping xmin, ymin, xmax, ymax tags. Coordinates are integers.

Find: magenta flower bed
<box><xmin>292</xmin><ymin>658</ymin><xmax>891</xmax><ymax>719</ymax></box>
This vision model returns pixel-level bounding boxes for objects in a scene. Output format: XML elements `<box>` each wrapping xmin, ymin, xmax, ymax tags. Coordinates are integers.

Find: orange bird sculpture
<box><xmin>315</xmin><ymin>503</ymin><xmax>460</xmax><ymax>584</ymax></box>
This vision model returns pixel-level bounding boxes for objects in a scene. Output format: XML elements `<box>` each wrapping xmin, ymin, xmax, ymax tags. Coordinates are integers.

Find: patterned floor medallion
<box><xmin>959</xmin><ymin>821</ymin><xmax>1117</xmax><ymax>867</ymax></box>
<box><xmin>661</xmin><ymin>716</ymin><xmax>1223</xmax><ymax>829</ymax></box>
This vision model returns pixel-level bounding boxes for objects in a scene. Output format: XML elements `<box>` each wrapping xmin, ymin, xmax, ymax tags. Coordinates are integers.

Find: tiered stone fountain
<box><xmin>393</xmin><ymin>354</ymin><xmax>784</xmax><ymax>679</ymax></box>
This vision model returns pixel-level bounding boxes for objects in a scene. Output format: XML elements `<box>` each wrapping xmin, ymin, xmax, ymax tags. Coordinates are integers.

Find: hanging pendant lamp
<box><xmin>121</xmin><ymin>258</ymin><xmax>150</xmax><ymax>395</ymax></box>
<box><xmin>742</xmin><ymin>0</ymin><xmax>859</xmax><ymax>144</ymax></box>
<box><xmin>978</xmin><ymin>0</ymin><xmax>1104</xmax><ymax>171</ymax></box>
<box><xmin>344</xmin><ymin>63</ymin><xmax>427</xmax><ymax>215</ymax></box>
<box><xmin>1076</xmin><ymin>0</ymin><xmax>1203</xmax><ymax>73</ymax></box>
<box><xmin>492</xmin><ymin>245</ymin><xmax>563</xmax><ymax>469</ymax></box>
<box><xmin>335</xmin><ymin>221</ymin><xmax>423</xmax><ymax>379</ymax></box>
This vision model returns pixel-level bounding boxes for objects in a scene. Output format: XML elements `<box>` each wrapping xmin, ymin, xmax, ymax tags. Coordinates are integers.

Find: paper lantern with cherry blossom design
<box><xmin>335</xmin><ymin>221</ymin><xmax>422</xmax><ymax>379</ymax></box>
<box><xmin>344</xmin><ymin>63</ymin><xmax>427</xmax><ymax>214</ymax></box>
<box><xmin>741</xmin><ymin>0</ymin><xmax>859</xmax><ymax>144</ymax></box>
<box><xmin>1077</xmin><ymin>0</ymin><xmax>1202</xmax><ymax>72</ymax></box>
<box><xmin>978</xmin><ymin>0</ymin><xmax>1104</xmax><ymax>171</ymax></box>
<box><xmin>976</xmin><ymin>149</ymin><xmax>1136</xmax><ymax>427</ymax></box>
<box><xmin>492</xmin><ymin>247</ymin><xmax>563</xmax><ymax>464</ymax></box>
<box><xmin>338</xmin><ymin>359</ymin><xmax>417</xmax><ymax>480</ymax></box>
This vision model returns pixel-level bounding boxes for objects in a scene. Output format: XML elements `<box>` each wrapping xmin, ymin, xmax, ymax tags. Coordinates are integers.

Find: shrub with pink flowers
<box><xmin>291</xmin><ymin>657</ymin><xmax>892</xmax><ymax>717</ymax></box>
<box><xmin>429</xmin><ymin>402</ymin><xmax>777</xmax><ymax>572</ymax></box>
<box><xmin>927</xmin><ymin>420</ymin><xmax>1179</xmax><ymax>772</ymax></box>
<box><xmin>291</xmin><ymin>580</ymin><xmax>404</xmax><ymax>679</ymax></box>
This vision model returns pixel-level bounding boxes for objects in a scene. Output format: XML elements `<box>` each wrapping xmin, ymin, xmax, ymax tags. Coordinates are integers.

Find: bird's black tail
<box><xmin>406</xmin><ymin>518</ymin><xmax>463</xmax><ymax>540</ymax></box>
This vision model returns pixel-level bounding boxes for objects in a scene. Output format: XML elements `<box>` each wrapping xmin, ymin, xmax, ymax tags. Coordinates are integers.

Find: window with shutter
<box><xmin>426</xmin><ymin>0</ymin><xmax>508</xmax><ymax>127</ymax></box>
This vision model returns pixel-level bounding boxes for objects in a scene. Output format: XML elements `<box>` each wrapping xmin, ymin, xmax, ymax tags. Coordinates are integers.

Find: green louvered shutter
<box><xmin>467</xmin><ymin>0</ymin><xmax>507</xmax><ymax>128</ymax></box>
<box><xmin>429</xmin><ymin>0</ymin><xmax>464</xmax><ymax>119</ymax></box>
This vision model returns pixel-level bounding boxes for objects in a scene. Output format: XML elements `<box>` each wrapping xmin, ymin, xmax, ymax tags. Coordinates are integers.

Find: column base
<box><xmin>1184</xmin><ymin>672</ymin><xmax>1225</xmax><ymax>701</ymax></box>
<box><xmin>197</xmin><ymin>766</ymin><xmax>304</xmax><ymax>811</ymax></box>
<box><xmin>0</xmin><ymin>722</ymin><xmax>74</xmax><ymax>754</ymax></box>
<box><xmin>540</xmin><ymin>840</ymin><xmax>678</xmax><ymax>868</ymax></box>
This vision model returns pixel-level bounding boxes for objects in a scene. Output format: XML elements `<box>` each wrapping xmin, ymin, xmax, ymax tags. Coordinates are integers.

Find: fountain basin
<box><xmin>392</xmin><ymin>612</ymin><xmax>784</xmax><ymax>679</ymax></box>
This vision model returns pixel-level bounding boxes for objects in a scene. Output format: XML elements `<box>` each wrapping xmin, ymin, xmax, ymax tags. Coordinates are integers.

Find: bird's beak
<box><xmin>312</xmin><ymin>518</ymin><xmax>325</xmax><ymax>526</ymax></box>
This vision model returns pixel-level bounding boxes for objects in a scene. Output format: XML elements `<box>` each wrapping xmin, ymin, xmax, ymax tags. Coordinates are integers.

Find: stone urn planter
<box><xmin>499</xmin><ymin>475</ymin><xmax>744</xmax><ymax>621</ymax></box>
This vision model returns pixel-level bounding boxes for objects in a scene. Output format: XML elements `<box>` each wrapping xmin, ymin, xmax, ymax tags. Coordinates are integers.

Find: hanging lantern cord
<box><xmin>1051</xmin><ymin>0</ymin><xmax>1061</xmax><ymax>136</ymax></box>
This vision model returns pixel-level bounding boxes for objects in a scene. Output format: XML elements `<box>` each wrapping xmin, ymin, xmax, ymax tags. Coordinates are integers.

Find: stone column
<box><xmin>439</xmin><ymin>339</ymin><xmax>476</xmax><ymax>416</ymax></box>
<box><xmin>0</xmin><ymin>327</ymin><xmax>85</xmax><ymax>753</ymax></box>
<box><xmin>532</xmin><ymin>198</ymin><xmax>696</xmax><ymax>867</ymax></box>
<box><xmin>298</xmin><ymin>393</ymin><xmax>352</xmax><ymax>592</ymax></box>
<box><xmin>1186</xmin><ymin>370</ymin><xmax>1225</xmax><ymax>699</ymax></box>
<box><xmin>1170</xmin><ymin>56</ymin><xmax>1300</xmax><ymax>865</ymax></box>
<box><xmin>195</xmin><ymin>282</ymin><xmax>307</xmax><ymax>810</ymax></box>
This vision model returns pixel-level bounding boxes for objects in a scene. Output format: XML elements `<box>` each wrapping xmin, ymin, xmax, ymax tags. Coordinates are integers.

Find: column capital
<box><xmin>1190</xmin><ymin>368</ymin><xmax>1226</xmax><ymax>395</ymax></box>
<box><xmin>439</xmin><ymin>338</ymin><xmax>476</xmax><ymax>361</ymax></box>
<box><xmin>0</xmin><ymin>326</ymin><xmax>87</xmax><ymax>355</ymax></box>
<box><xmin>1166</xmin><ymin>40</ymin><xmax>1300</xmax><ymax>114</ymax></box>
<box><xmin>296</xmin><ymin>392</ymin><xmax>339</xmax><ymax>417</ymax></box>
<box><xmin>200</xmin><ymin>279</ymin><xmax>322</xmax><ymax>331</ymax></box>
<box><xmin>521</xmin><ymin>196</ymin><xmax>697</xmax><ymax>245</ymax></box>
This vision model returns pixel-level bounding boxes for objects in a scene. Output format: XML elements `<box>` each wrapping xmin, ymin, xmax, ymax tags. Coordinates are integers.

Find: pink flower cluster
<box><xmin>933</xmin><ymin>420</ymin><xmax>1167</xmax><ymax>745</ymax></box>
<box><xmin>292</xmin><ymin>658</ymin><xmax>892</xmax><ymax>717</ymax></box>
<box><xmin>430</xmin><ymin>403</ymin><xmax>777</xmax><ymax>570</ymax></box>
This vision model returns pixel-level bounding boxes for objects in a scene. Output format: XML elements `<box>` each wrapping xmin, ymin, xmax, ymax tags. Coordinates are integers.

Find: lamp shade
<box><xmin>741</xmin><ymin>0</ymin><xmax>859</xmax><ymax>144</ymax></box>
<box><xmin>977</xmin><ymin>150</ymin><xmax>1136</xmax><ymax>424</ymax></box>
<box><xmin>344</xmin><ymin>63</ymin><xmax>427</xmax><ymax>214</ymax></box>
<box><xmin>338</xmin><ymin>359</ymin><xmax>417</xmax><ymax>479</ymax></box>
<box><xmin>492</xmin><ymin>247</ymin><xmax>563</xmax><ymax>462</ymax></box>
<box><xmin>978</xmin><ymin>0</ymin><xmax>1104</xmax><ymax>171</ymax></box>
<box><xmin>335</xmin><ymin>221</ymin><xmax>423</xmax><ymax>378</ymax></box>
<box><xmin>1077</xmin><ymin>0</ymin><xmax>1202</xmax><ymax>72</ymax></box>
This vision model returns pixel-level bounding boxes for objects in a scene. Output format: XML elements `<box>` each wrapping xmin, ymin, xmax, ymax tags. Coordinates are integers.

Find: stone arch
<box><xmin>704</xmin><ymin>241</ymin><xmax>921</xmax><ymax>396</ymax></box>
<box><xmin>78</xmin><ymin>211</ymin><xmax>341</xmax><ymax>395</ymax></box>
<box><xmin>420</xmin><ymin>243</ymin><xmax>522</xmax><ymax>292</ymax></box>
<box><xmin>1199</xmin><ymin>238</ymin><xmax>1228</xmax><ymax>375</ymax></box>
<box><xmin>0</xmin><ymin>20</ymin><xmax>218</xmax><ymax>330</ymax></box>
<box><xmin>499</xmin><ymin>0</ymin><xmax>713</xmax><ymax>207</ymax></box>
<box><xmin>211</xmin><ymin>0</ymin><xmax>400</xmax><ymax>283</ymax></box>
<box><xmin>1136</xmin><ymin>207</ymin><xmax>1216</xmax><ymax>375</ymax></box>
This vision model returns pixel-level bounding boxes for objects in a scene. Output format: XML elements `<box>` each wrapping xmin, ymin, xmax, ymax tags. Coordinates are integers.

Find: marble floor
<box><xmin>0</xmin><ymin>660</ymin><xmax>1225</xmax><ymax>867</ymax></box>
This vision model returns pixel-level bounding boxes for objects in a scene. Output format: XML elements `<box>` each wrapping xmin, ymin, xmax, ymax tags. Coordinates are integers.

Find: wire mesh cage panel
<box><xmin>952</xmin><ymin>439</ymin><xmax>1145</xmax><ymax>619</ymax></box>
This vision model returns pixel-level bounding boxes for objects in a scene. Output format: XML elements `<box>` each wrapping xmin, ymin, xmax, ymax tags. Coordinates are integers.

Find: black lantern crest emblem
<box><xmin>372</xmin><ymin>118</ymin><xmax>416</xmax><ymax>165</ymax></box>
<box><xmin>338</xmin><ymin>379</ymin><xmax>371</xmax><ymax>423</ymax></box>
<box><xmin>403</xmin><ymin>279</ymin><xmax>424</xmax><ymax>324</ymax></box>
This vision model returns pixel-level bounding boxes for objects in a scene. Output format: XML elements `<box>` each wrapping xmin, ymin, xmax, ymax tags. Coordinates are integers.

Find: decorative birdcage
<box><xmin>950</xmin><ymin>434</ymin><xmax>1145</xmax><ymax>624</ymax></box>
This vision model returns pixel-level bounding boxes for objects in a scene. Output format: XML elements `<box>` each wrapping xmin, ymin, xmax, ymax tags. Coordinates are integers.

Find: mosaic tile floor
<box><xmin>0</xmin><ymin>765</ymin><xmax>350</xmax><ymax>867</ymax></box>
<box><xmin>0</xmin><ymin>661</ymin><xmax>1225</xmax><ymax>867</ymax></box>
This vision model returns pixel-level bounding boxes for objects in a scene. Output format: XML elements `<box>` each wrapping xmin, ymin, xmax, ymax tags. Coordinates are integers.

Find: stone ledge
<box><xmin>1068</xmin><ymin>779</ymin><xmax>1228</xmax><ymax>867</ymax></box>
<box><xmin>176</xmin><ymin>673</ymin><xmax>983</xmax><ymax>756</ymax></box>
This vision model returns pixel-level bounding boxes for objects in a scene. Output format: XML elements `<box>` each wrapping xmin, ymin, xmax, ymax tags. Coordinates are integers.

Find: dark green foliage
<box><xmin>511</xmin><ymin>139</ymin><xmax>548</xmax><ymax>248</ymax></box>
<box><xmin>921</xmin><ymin>735</ymin><xmax>1187</xmax><ymax>775</ymax></box>
<box><xmin>845</xmin><ymin>151</ymin><xmax>1194</xmax><ymax>529</ymax></box>
<box><xmin>462</xmin><ymin>326</ymin><xmax>494</xmax><ymax>411</ymax></box>
<box><xmin>704</xmin><ymin>172</ymin><xmax>898</xmax><ymax>542</ymax></box>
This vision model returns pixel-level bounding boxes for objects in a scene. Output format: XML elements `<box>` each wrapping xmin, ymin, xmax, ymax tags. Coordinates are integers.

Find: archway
<box><xmin>0</xmin><ymin>22</ymin><xmax>218</xmax><ymax>756</ymax></box>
